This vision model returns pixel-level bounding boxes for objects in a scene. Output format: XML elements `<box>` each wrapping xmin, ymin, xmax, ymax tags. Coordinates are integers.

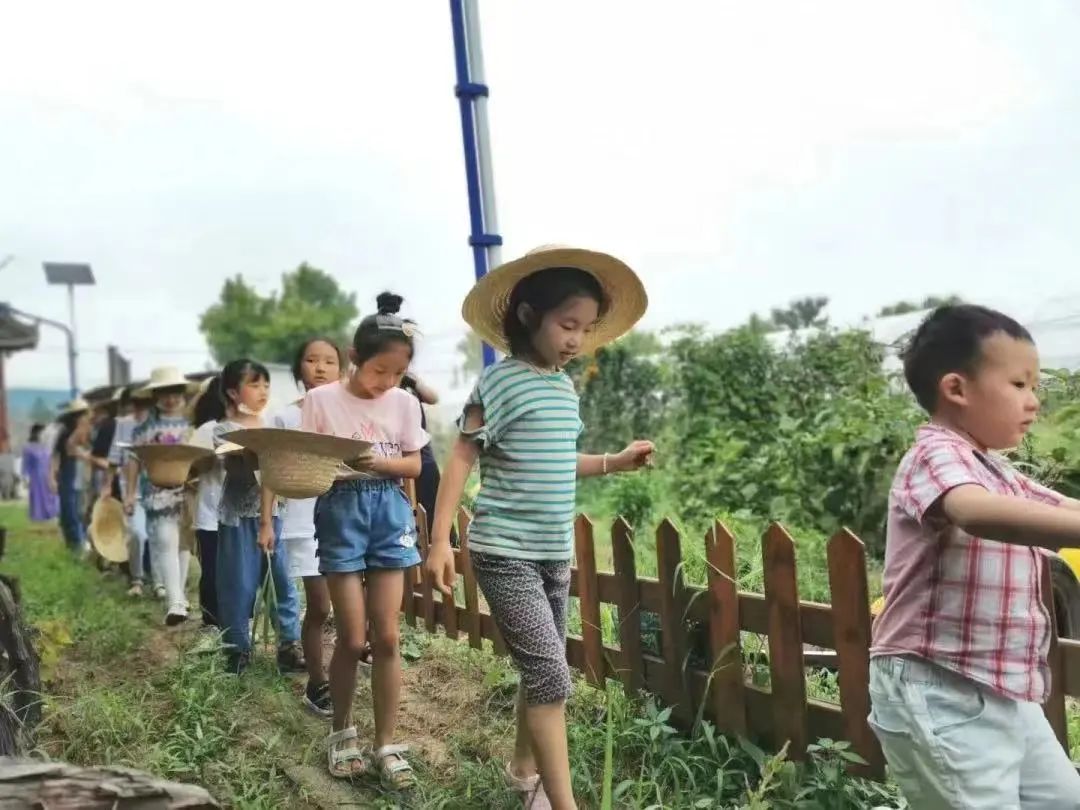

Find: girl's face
<box><xmin>156</xmin><ymin>387</ymin><xmax>187</xmax><ymax>416</ymax></box>
<box><xmin>300</xmin><ymin>341</ymin><xmax>341</xmax><ymax>391</ymax></box>
<box><xmin>529</xmin><ymin>294</ymin><xmax>601</xmax><ymax>368</ymax></box>
<box><xmin>228</xmin><ymin>373</ymin><xmax>270</xmax><ymax>415</ymax></box>
<box><xmin>350</xmin><ymin>342</ymin><xmax>411</xmax><ymax>399</ymax></box>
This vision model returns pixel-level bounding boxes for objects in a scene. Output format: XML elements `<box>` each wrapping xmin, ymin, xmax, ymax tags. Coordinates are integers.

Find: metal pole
<box><xmin>450</xmin><ymin>0</ymin><xmax>500</xmax><ymax>368</ymax></box>
<box><xmin>463</xmin><ymin>0</ymin><xmax>501</xmax><ymax>273</ymax></box>
<box><xmin>66</xmin><ymin>283</ymin><xmax>78</xmax><ymax>398</ymax></box>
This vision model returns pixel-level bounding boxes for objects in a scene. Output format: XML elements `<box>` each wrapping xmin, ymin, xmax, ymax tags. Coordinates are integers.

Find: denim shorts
<box><xmin>868</xmin><ymin>655</ymin><xmax>1080</xmax><ymax>809</ymax></box>
<box><xmin>314</xmin><ymin>479</ymin><xmax>420</xmax><ymax>574</ymax></box>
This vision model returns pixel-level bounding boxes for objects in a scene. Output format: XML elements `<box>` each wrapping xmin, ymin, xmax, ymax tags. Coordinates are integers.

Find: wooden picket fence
<box><xmin>401</xmin><ymin>506</ymin><xmax>1080</xmax><ymax>779</ymax></box>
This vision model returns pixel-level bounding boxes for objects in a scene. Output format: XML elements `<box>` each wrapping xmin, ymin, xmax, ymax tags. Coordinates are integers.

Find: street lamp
<box><xmin>43</xmin><ymin>262</ymin><xmax>95</xmax><ymax>398</ymax></box>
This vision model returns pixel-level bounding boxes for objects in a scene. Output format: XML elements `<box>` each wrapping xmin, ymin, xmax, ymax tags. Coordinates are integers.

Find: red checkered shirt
<box><xmin>870</xmin><ymin>424</ymin><xmax>1062</xmax><ymax>703</ymax></box>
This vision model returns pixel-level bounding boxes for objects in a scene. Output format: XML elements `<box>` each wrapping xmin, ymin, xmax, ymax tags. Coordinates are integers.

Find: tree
<box><xmin>453</xmin><ymin>331</ymin><xmax>484</xmax><ymax>387</ymax></box>
<box><xmin>198</xmin><ymin>264</ymin><xmax>358</xmax><ymax>365</ymax></box>
<box><xmin>769</xmin><ymin>296</ymin><xmax>829</xmax><ymax>331</ymax></box>
<box><xmin>877</xmin><ymin>294</ymin><xmax>962</xmax><ymax>318</ymax></box>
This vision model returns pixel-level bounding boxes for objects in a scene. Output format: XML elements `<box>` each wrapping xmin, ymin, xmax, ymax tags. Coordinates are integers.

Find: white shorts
<box><xmin>284</xmin><ymin>534</ymin><xmax>320</xmax><ymax>579</ymax></box>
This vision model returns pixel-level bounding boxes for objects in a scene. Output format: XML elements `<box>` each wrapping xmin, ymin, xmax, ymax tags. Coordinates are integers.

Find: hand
<box><xmin>123</xmin><ymin>496</ymin><xmax>135</xmax><ymax>516</ymax></box>
<box><xmin>425</xmin><ymin>540</ymin><xmax>456</xmax><ymax>596</ymax></box>
<box><xmin>257</xmin><ymin>522</ymin><xmax>275</xmax><ymax>553</ymax></box>
<box><xmin>48</xmin><ymin>477</ymin><xmax>58</xmax><ymax>494</ymax></box>
<box><xmin>614</xmin><ymin>440</ymin><xmax>655</xmax><ymax>473</ymax></box>
<box><xmin>345</xmin><ymin>451</ymin><xmax>376</xmax><ymax>474</ymax></box>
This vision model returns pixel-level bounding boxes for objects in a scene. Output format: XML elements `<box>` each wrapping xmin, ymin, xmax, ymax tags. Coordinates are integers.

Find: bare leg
<box><xmin>365</xmin><ymin>568</ymin><xmax>405</xmax><ymax>753</ymax></box>
<box><xmin>324</xmin><ymin>572</ymin><xmax>367</xmax><ymax>775</ymax></box>
<box><xmin>524</xmin><ymin>700</ymin><xmax>575</xmax><ymax>810</ymax></box>
<box><xmin>303</xmin><ymin>575</ymin><xmax>331</xmax><ymax>684</ymax></box>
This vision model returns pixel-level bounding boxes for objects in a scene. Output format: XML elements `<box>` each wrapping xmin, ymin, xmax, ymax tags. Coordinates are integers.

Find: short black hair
<box><xmin>503</xmin><ymin>267</ymin><xmax>608</xmax><ymax>358</ymax></box>
<box><xmin>291</xmin><ymin>336</ymin><xmax>346</xmax><ymax>384</ymax></box>
<box><xmin>352</xmin><ymin>292</ymin><xmax>415</xmax><ymax>366</ymax></box>
<box><xmin>29</xmin><ymin>423</ymin><xmax>44</xmax><ymax>443</ymax></box>
<box><xmin>902</xmin><ymin>304</ymin><xmax>1034</xmax><ymax>412</ymax></box>
<box><xmin>219</xmin><ymin>359</ymin><xmax>271</xmax><ymax>410</ymax></box>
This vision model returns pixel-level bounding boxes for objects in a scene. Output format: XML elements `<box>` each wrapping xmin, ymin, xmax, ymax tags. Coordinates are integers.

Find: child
<box><xmin>259</xmin><ymin>336</ymin><xmax>344</xmax><ymax>716</ymax></box>
<box><xmin>427</xmin><ymin>247</ymin><xmax>653</xmax><ymax>810</ymax></box>
<box><xmin>869</xmin><ymin>305</ymin><xmax>1080</xmax><ymax>808</ymax></box>
<box><xmin>212</xmin><ymin>360</ymin><xmax>303</xmax><ymax>675</ymax></box>
<box><xmin>52</xmin><ymin>399</ymin><xmax>92</xmax><ymax>553</ymax></box>
<box><xmin>190</xmin><ymin>376</ymin><xmax>226</xmax><ymax>631</ymax></box>
<box><xmin>124</xmin><ymin>367</ymin><xmax>194</xmax><ymax>624</ymax></box>
<box><xmin>301</xmin><ymin>293</ymin><xmax>426</xmax><ymax>784</ymax></box>
<box><xmin>109</xmin><ymin>385</ymin><xmax>155</xmax><ymax>596</ymax></box>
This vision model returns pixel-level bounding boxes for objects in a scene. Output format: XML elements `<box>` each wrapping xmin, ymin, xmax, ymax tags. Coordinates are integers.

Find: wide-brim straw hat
<box><xmin>89</xmin><ymin>496</ymin><xmax>128</xmax><ymax>563</ymax></box>
<box><xmin>462</xmin><ymin>245</ymin><xmax>648</xmax><ymax>356</ymax></box>
<box><xmin>133</xmin><ymin>366</ymin><xmax>199</xmax><ymax>399</ymax></box>
<box><xmin>129</xmin><ymin>443</ymin><xmax>214</xmax><ymax>488</ymax></box>
<box><xmin>59</xmin><ymin>398</ymin><xmax>91</xmax><ymax>417</ymax></box>
<box><xmin>222</xmin><ymin>428</ymin><xmax>372</xmax><ymax>499</ymax></box>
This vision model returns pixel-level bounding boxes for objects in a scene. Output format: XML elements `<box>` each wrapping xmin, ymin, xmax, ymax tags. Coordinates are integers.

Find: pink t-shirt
<box><xmin>300</xmin><ymin>381</ymin><xmax>429</xmax><ymax>473</ymax></box>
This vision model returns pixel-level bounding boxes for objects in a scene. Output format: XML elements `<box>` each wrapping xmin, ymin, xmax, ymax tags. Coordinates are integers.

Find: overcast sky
<box><xmin>3</xmin><ymin>1</ymin><xmax>1080</xmax><ymax>394</ymax></box>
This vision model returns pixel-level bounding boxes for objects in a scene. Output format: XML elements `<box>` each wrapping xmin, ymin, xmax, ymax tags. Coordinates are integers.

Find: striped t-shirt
<box><xmin>462</xmin><ymin>358</ymin><xmax>582</xmax><ymax>561</ymax></box>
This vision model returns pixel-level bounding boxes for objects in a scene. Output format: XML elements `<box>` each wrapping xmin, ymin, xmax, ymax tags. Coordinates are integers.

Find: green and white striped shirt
<box><xmin>462</xmin><ymin>358</ymin><xmax>582</xmax><ymax>561</ymax></box>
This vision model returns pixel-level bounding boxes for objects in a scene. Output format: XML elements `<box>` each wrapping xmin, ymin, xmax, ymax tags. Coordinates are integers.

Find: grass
<box><xmin>1</xmin><ymin>501</ymin><xmax>1074</xmax><ymax>808</ymax></box>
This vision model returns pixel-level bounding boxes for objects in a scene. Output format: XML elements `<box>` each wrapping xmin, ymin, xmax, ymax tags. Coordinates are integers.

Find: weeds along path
<box><xmin>4</xmin><ymin>505</ymin><xmax>523</xmax><ymax>808</ymax></box>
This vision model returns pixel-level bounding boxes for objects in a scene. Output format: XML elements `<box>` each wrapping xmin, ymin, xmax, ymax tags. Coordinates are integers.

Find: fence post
<box><xmin>657</xmin><ymin>519</ymin><xmax>693</xmax><ymax>724</ymax></box>
<box><xmin>762</xmin><ymin>523</ymin><xmax>808</xmax><ymax>759</ymax></box>
<box><xmin>705</xmin><ymin>521</ymin><xmax>746</xmax><ymax>736</ymax></box>
<box><xmin>458</xmin><ymin>508</ymin><xmax>483</xmax><ymax>650</ymax></box>
<box><xmin>433</xmin><ymin>504</ymin><xmax>459</xmax><ymax>641</ymax></box>
<box><xmin>826</xmin><ymin>529</ymin><xmax>883</xmax><ymax>777</ymax></box>
<box><xmin>611</xmin><ymin>517</ymin><xmax>645</xmax><ymax>696</ymax></box>
<box><xmin>575</xmin><ymin>515</ymin><xmax>604</xmax><ymax>687</ymax></box>
<box><xmin>1041</xmin><ymin>557</ymin><xmax>1069</xmax><ymax>749</ymax></box>
<box><xmin>417</xmin><ymin>505</ymin><xmax>436</xmax><ymax>634</ymax></box>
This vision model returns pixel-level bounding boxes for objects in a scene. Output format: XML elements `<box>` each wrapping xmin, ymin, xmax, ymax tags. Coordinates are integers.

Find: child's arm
<box><xmin>426</xmin><ymin>407</ymin><xmax>482</xmax><ymax>595</ymax></box>
<box><xmin>370</xmin><ymin>451</ymin><xmax>422</xmax><ymax>480</ymax></box>
<box><xmin>578</xmin><ymin>440</ymin><xmax>655</xmax><ymax>478</ymax></box>
<box><xmin>258</xmin><ymin>486</ymin><xmax>276</xmax><ymax>552</ymax></box>
<box><xmin>123</xmin><ymin>458</ymin><xmax>140</xmax><ymax>514</ymax></box>
<box><xmin>939</xmin><ymin>485</ymin><xmax>1080</xmax><ymax>550</ymax></box>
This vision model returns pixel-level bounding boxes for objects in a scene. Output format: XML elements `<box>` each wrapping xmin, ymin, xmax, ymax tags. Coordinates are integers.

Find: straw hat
<box><xmin>89</xmin><ymin>496</ymin><xmax>128</xmax><ymax>563</ymax></box>
<box><xmin>461</xmin><ymin>245</ymin><xmax>648</xmax><ymax>356</ymax></box>
<box><xmin>222</xmin><ymin>428</ymin><xmax>372</xmax><ymax>499</ymax></box>
<box><xmin>129</xmin><ymin>443</ymin><xmax>214</xmax><ymax>488</ymax></box>
<box><xmin>133</xmin><ymin>366</ymin><xmax>198</xmax><ymax>399</ymax></box>
<box><xmin>59</xmin><ymin>398</ymin><xmax>91</xmax><ymax>417</ymax></box>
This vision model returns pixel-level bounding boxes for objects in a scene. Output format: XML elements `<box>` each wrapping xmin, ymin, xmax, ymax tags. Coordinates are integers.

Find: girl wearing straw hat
<box><xmin>300</xmin><ymin>292</ymin><xmax>427</xmax><ymax>785</ymax></box>
<box><xmin>51</xmin><ymin>398</ymin><xmax>92</xmax><ymax>553</ymax></box>
<box><xmin>124</xmin><ymin>366</ymin><xmax>196</xmax><ymax>625</ymax></box>
<box><xmin>258</xmin><ymin>336</ymin><xmax>346</xmax><ymax>716</ymax></box>
<box><xmin>427</xmin><ymin>247</ymin><xmax>655</xmax><ymax>810</ymax></box>
<box><xmin>212</xmin><ymin>359</ymin><xmax>303</xmax><ymax>676</ymax></box>
<box><xmin>107</xmin><ymin>385</ymin><xmax>156</xmax><ymax>597</ymax></box>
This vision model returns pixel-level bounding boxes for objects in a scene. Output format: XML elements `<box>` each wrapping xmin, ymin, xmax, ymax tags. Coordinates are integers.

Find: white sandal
<box><xmin>372</xmin><ymin>743</ymin><xmax>414</xmax><ymax>789</ymax></box>
<box><xmin>505</xmin><ymin>762</ymin><xmax>552</xmax><ymax>809</ymax></box>
<box><xmin>326</xmin><ymin>727</ymin><xmax>367</xmax><ymax>779</ymax></box>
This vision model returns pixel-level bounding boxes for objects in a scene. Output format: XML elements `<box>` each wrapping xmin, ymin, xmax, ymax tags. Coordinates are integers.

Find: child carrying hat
<box><xmin>427</xmin><ymin>246</ymin><xmax>655</xmax><ymax>810</ymax></box>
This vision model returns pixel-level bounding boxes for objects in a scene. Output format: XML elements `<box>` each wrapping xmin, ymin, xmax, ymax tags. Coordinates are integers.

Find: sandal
<box><xmin>505</xmin><ymin>763</ymin><xmax>552</xmax><ymax>809</ymax></box>
<box><xmin>326</xmin><ymin>727</ymin><xmax>367</xmax><ymax>779</ymax></box>
<box><xmin>372</xmin><ymin>743</ymin><xmax>414</xmax><ymax>789</ymax></box>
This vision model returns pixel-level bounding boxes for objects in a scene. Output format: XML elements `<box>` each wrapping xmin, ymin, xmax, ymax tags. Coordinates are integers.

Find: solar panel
<box><xmin>43</xmin><ymin>262</ymin><xmax>95</xmax><ymax>285</ymax></box>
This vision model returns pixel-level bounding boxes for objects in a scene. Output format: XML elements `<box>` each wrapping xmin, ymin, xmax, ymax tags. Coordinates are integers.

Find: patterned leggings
<box><xmin>471</xmin><ymin>552</ymin><xmax>573</xmax><ymax>705</ymax></box>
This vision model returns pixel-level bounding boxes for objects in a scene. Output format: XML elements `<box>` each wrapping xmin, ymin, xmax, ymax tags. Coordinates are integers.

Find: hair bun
<box><xmin>376</xmin><ymin>292</ymin><xmax>404</xmax><ymax>315</ymax></box>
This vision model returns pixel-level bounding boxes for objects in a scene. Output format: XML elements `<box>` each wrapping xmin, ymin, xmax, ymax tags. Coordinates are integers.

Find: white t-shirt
<box><xmin>191</xmin><ymin>420</ymin><xmax>224</xmax><ymax>532</ymax></box>
<box><xmin>272</xmin><ymin>401</ymin><xmax>317</xmax><ymax>541</ymax></box>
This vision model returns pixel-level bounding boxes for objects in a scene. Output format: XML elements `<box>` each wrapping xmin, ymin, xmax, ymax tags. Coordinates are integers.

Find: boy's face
<box><xmin>941</xmin><ymin>332</ymin><xmax>1040</xmax><ymax>450</ymax></box>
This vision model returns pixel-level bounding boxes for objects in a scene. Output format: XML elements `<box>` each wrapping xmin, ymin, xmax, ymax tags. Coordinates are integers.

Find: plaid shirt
<box><xmin>871</xmin><ymin>424</ymin><xmax>1062</xmax><ymax>703</ymax></box>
